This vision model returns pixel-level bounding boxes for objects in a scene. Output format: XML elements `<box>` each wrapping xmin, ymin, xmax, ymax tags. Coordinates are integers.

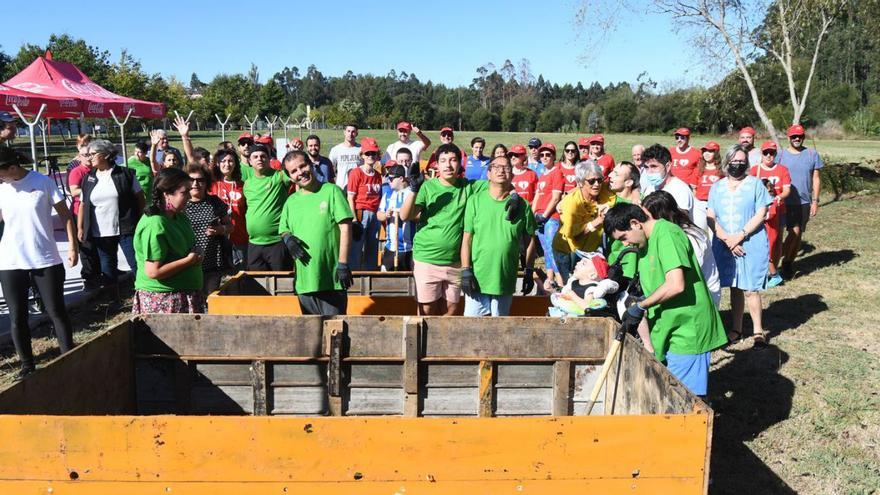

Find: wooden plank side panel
<box><xmin>0</xmin><ymin>324</ymin><xmax>135</xmax><ymax>415</ymax></box>
<box><xmin>0</xmin><ymin>415</ymin><xmax>711</xmax><ymax>491</ymax></box>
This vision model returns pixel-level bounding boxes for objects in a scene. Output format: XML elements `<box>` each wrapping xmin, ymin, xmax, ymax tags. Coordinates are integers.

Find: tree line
<box><xmin>1</xmin><ymin>2</ymin><xmax>878</xmax><ymax>137</ymax></box>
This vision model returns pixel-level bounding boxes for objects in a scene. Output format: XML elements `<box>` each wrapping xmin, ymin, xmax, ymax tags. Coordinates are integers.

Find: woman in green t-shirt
<box><xmin>132</xmin><ymin>168</ymin><xmax>205</xmax><ymax>314</ymax></box>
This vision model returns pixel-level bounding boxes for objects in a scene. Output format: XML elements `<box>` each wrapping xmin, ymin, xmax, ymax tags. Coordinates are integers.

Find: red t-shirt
<box><xmin>512</xmin><ymin>167</ymin><xmax>538</xmax><ymax>203</ymax></box>
<box><xmin>210</xmin><ymin>179</ymin><xmax>248</xmax><ymax>245</ymax></box>
<box><xmin>347</xmin><ymin>167</ymin><xmax>382</xmax><ymax>212</ymax></box>
<box><xmin>67</xmin><ymin>164</ymin><xmax>91</xmax><ymax>216</ymax></box>
<box><xmin>749</xmin><ymin>163</ymin><xmax>791</xmax><ymax>215</ymax></box>
<box><xmin>669</xmin><ymin>146</ymin><xmax>701</xmax><ymax>185</ymax></box>
<box><xmin>694</xmin><ymin>166</ymin><xmax>723</xmax><ymax>201</ymax></box>
<box><xmin>532</xmin><ymin>167</ymin><xmax>564</xmax><ymax>219</ymax></box>
<box><xmin>595</xmin><ymin>153</ymin><xmax>616</xmax><ymax>179</ymax></box>
<box><xmin>558</xmin><ymin>164</ymin><xmax>578</xmax><ymax>194</ymax></box>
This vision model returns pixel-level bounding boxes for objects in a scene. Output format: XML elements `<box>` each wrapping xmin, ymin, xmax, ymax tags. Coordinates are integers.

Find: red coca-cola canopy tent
<box><xmin>0</xmin><ymin>82</ymin><xmax>80</xmax><ymax>116</ymax></box>
<box><xmin>4</xmin><ymin>56</ymin><xmax>165</xmax><ymax>119</ymax></box>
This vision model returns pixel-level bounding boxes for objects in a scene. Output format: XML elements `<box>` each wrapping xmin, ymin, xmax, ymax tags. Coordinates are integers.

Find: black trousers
<box><xmin>247</xmin><ymin>242</ymin><xmax>293</xmax><ymax>271</ymax></box>
<box><xmin>298</xmin><ymin>290</ymin><xmax>348</xmax><ymax>316</ymax></box>
<box><xmin>0</xmin><ymin>264</ymin><xmax>74</xmax><ymax>369</ymax></box>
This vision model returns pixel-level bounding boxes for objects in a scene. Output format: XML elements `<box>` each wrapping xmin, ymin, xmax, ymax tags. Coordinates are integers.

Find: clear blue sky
<box><xmin>6</xmin><ymin>0</ymin><xmax>710</xmax><ymax>89</ymax></box>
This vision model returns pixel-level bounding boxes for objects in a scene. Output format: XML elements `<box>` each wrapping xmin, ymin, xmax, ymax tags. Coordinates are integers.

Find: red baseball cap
<box><xmin>577</xmin><ymin>137</ymin><xmax>590</xmax><ymax>147</ymax></box>
<box><xmin>575</xmin><ymin>251</ymin><xmax>609</xmax><ymax>279</ymax></box>
<box><xmin>701</xmin><ymin>141</ymin><xmax>720</xmax><ymax>152</ymax></box>
<box><xmin>761</xmin><ymin>140</ymin><xmax>778</xmax><ymax>152</ymax></box>
<box><xmin>674</xmin><ymin>127</ymin><xmax>691</xmax><ymax>137</ymax></box>
<box><xmin>739</xmin><ymin>126</ymin><xmax>756</xmax><ymax>136</ymax></box>
<box><xmin>254</xmin><ymin>135</ymin><xmax>274</xmax><ymax>146</ymax></box>
<box><xmin>588</xmin><ymin>134</ymin><xmax>605</xmax><ymax>144</ymax></box>
<box><xmin>787</xmin><ymin>124</ymin><xmax>805</xmax><ymax>137</ymax></box>
<box><xmin>237</xmin><ymin>132</ymin><xmax>254</xmax><ymax>143</ymax></box>
<box><xmin>396</xmin><ymin>121</ymin><xmax>412</xmax><ymax>132</ymax></box>
<box><xmin>537</xmin><ymin>142</ymin><xmax>557</xmax><ymax>155</ymax></box>
<box><xmin>507</xmin><ymin>144</ymin><xmax>527</xmax><ymax>156</ymax></box>
<box><xmin>440</xmin><ymin>126</ymin><xmax>454</xmax><ymax>135</ymax></box>
<box><xmin>360</xmin><ymin>137</ymin><xmax>380</xmax><ymax>153</ymax></box>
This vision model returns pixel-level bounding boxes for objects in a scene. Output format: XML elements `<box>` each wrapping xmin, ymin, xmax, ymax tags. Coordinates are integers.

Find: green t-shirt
<box><xmin>464</xmin><ymin>189</ymin><xmax>536</xmax><ymax>295</ymax></box>
<box><xmin>605</xmin><ymin>196</ymin><xmax>638</xmax><ymax>279</ymax></box>
<box><xmin>134</xmin><ymin>214</ymin><xmax>203</xmax><ymax>292</ymax></box>
<box><xmin>639</xmin><ymin>219</ymin><xmax>727</xmax><ymax>362</ymax></box>
<box><xmin>126</xmin><ymin>156</ymin><xmax>154</xmax><ymax>203</ymax></box>
<box><xmin>240</xmin><ymin>164</ymin><xmax>255</xmax><ymax>181</ymax></box>
<box><xmin>243</xmin><ymin>168</ymin><xmax>289</xmax><ymax>245</ymax></box>
<box><xmin>413</xmin><ymin>178</ymin><xmax>487</xmax><ymax>265</ymax></box>
<box><xmin>279</xmin><ymin>183</ymin><xmax>353</xmax><ymax>294</ymax></box>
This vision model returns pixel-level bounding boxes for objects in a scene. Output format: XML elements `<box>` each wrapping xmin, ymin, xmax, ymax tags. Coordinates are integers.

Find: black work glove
<box><xmin>409</xmin><ymin>172</ymin><xmax>425</xmax><ymax>194</ymax></box>
<box><xmin>282</xmin><ymin>233</ymin><xmax>310</xmax><ymax>264</ymax></box>
<box><xmin>460</xmin><ymin>267</ymin><xmax>479</xmax><ymax>297</ymax></box>
<box><xmin>622</xmin><ymin>297</ymin><xmax>646</xmax><ymax>333</ymax></box>
<box><xmin>351</xmin><ymin>221</ymin><xmax>364</xmax><ymax>242</ymax></box>
<box><xmin>521</xmin><ymin>267</ymin><xmax>535</xmax><ymax>295</ymax></box>
<box><xmin>505</xmin><ymin>192</ymin><xmax>521</xmax><ymax>223</ymax></box>
<box><xmin>336</xmin><ymin>262</ymin><xmax>353</xmax><ymax>290</ymax></box>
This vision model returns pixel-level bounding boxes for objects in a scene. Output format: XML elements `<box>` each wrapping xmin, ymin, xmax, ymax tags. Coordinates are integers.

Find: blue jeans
<box><xmin>463</xmin><ymin>293</ymin><xmax>513</xmax><ymax>317</ymax></box>
<box><xmin>349</xmin><ymin>210</ymin><xmax>380</xmax><ymax>271</ymax></box>
<box><xmin>553</xmin><ymin>250</ymin><xmax>578</xmax><ymax>284</ymax></box>
<box><xmin>94</xmin><ymin>234</ymin><xmax>136</xmax><ymax>282</ymax></box>
<box><xmin>537</xmin><ymin>218</ymin><xmax>560</xmax><ymax>272</ymax></box>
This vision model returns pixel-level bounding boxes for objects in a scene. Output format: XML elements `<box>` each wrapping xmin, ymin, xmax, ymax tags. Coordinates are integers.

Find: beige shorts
<box><xmin>413</xmin><ymin>260</ymin><xmax>461</xmax><ymax>304</ymax></box>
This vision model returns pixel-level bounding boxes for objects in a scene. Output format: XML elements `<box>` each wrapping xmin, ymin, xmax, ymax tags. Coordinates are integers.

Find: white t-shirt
<box><xmin>643</xmin><ymin>176</ymin><xmax>699</xmax><ymax>228</ymax></box>
<box><xmin>328</xmin><ymin>143</ymin><xmax>361</xmax><ymax>190</ymax></box>
<box><xmin>88</xmin><ymin>168</ymin><xmax>141</xmax><ymax>238</ymax></box>
<box><xmin>685</xmin><ymin>226</ymin><xmax>721</xmax><ymax>307</ymax></box>
<box><xmin>384</xmin><ymin>140</ymin><xmax>425</xmax><ymax>166</ymax></box>
<box><xmin>0</xmin><ymin>171</ymin><xmax>64</xmax><ymax>270</ymax></box>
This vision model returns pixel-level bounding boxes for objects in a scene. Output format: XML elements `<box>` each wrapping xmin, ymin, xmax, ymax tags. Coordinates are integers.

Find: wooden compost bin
<box><xmin>0</xmin><ymin>314</ymin><xmax>713</xmax><ymax>493</ymax></box>
<box><xmin>208</xmin><ymin>271</ymin><xmax>552</xmax><ymax>316</ymax></box>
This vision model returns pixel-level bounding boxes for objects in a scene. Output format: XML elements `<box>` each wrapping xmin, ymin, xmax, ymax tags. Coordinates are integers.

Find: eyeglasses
<box><xmin>190</xmin><ymin>177</ymin><xmax>207</xmax><ymax>184</ymax></box>
<box><xmin>490</xmin><ymin>165</ymin><xmax>513</xmax><ymax>172</ymax></box>
<box><xmin>82</xmin><ymin>152</ymin><xmax>95</xmax><ymax>158</ymax></box>
<box><xmin>564</xmin><ymin>148</ymin><xmax>578</xmax><ymax>153</ymax></box>
<box><xmin>585</xmin><ymin>178</ymin><xmax>602</xmax><ymax>185</ymax></box>
<box><xmin>674</xmin><ymin>135</ymin><xmax>687</xmax><ymax>140</ymax></box>
<box><xmin>539</xmin><ymin>152</ymin><xmax>553</xmax><ymax>157</ymax></box>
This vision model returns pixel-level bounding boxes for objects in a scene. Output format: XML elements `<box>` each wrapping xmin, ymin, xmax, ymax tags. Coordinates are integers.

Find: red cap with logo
<box><xmin>237</xmin><ymin>132</ymin><xmax>254</xmax><ymax>143</ymax></box>
<box><xmin>577</xmin><ymin>137</ymin><xmax>590</xmax><ymax>147</ymax></box>
<box><xmin>440</xmin><ymin>126</ymin><xmax>454</xmax><ymax>135</ymax></box>
<box><xmin>761</xmin><ymin>140</ymin><xmax>778</xmax><ymax>152</ymax></box>
<box><xmin>254</xmin><ymin>135</ymin><xmax>274</xmax><ymax>146</ymax></box>
<box><xmin>740</xmin><ymin>126</ymin><xmax>756</xmax><ymax>136</ymax></box>
<box><xmin>537</xmin><ymin>142</ymin><xmax>557</xmax><ymax>156</ymax></box>
<box><xmin>701</xmin><ymin>141</ymin><xmax>720</xmax><ymax>152</ymax></box>
<box><xmin>360</xmin><ymin>137</ymin><xmax>380</xmax><ymax>153</ymax></box>
<box><xmin>588</xmin><ymin>134</ymin><xmax>605</xmax><ymax>144</ymax></box>
<box><xmin>396</xmin><ymin>121</ymin><xmax>412</xmax><ymax>132</ymax></box>
<box><xmin>787</xmin><ymin>124</ymin><xmax>805</xmax><ymax>137</ymax></box>
<box><xmin>674</xmin><ymin>127</ymin><xmax>691</xmax><ymax>137</ymax></box>
<box><xmin>507</xmin><ymin>144</ymin><xmax>527</xmax><ymax>156</ymax></box>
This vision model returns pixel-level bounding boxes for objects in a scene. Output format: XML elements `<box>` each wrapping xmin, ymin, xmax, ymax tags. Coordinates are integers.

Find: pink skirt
<box><xmin>132</xmin><ymin>289</ymin><xmax>206</xmax><ymax>314</ymax></box>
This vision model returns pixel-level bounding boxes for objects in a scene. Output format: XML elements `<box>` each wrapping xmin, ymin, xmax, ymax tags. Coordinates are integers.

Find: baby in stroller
<box><xmin>548</xmin><ymin>251</ymin><xmax>618</xmax><ymax>317</ymax></box>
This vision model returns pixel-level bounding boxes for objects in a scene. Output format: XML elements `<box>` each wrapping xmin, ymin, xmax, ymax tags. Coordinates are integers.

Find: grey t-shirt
<box><xmin>329</xmin><ymin>143</ymin><xmax>361</xmax><ymax>191</ymax></box>
<box><xmin>777</xmin><ymin>147</ymin><xmax>823</xmax><ymax>205</ymax></box>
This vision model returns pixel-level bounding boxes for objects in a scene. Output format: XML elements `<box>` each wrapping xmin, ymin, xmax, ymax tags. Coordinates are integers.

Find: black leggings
<box><xmin>0</xmin><ymin>264</ymin><xmax>74</xmax><ymax>369</ymax></box>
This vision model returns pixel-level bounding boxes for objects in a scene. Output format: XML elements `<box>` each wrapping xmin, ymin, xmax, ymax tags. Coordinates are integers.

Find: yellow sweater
<box><xmin>552</xmin><ymin>185</ymin><xmax>617</xmax><ymax>254</ymax></box>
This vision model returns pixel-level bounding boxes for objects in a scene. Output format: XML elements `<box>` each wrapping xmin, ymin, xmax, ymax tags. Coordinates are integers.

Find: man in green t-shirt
<box><xmin>603</xmin><ymin>203</ymin><xmax>727</xmax><ymax>398</ymax></box>
<box><xmin>127</xmin><ymin>141</ymin><xmax>154</xmax><ymax>203</ymax></box>
<box><xmin>400</xmin><ymin>143</ymin><xmax>484</xmax><ymax>316</ymax></box>
<box><xmin>461</xmin><ymin>156</ymin><xmax>537</xmax><ymax>316</ymax></box>
<box><xmin>243</xmin><ymin>143</ymin><xmax>290</xmax><ymax>271</ymax></box>
<box><xmin>605</xmin><ymin>161</ymin><xmax>642</xmax><ymax>280</ymax></box>
<box><xmin>279</xmin><ymin>151</ymin><xmax>354</xmax><ymax>315</ymax></box>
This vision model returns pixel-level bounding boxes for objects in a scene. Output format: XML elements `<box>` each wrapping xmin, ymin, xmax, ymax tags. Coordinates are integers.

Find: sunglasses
<box><xmin>762</xmin><ymin>150</ymin><xmax>776</xmax><ymax>156</ymax></box>
<box><xmin>674</xmin><ymin>135</ymin><xmax>687</xmax><ymax>140</ymax></box>
<box><xmin>190</xmin><ymin>177</ymin><xmax>207</xmax><ymax>183</ymax></box>
<box><xmin>585</xmin><ymin>178</ymin><xmax>602</xmax><ymax>185</ymax></box>
<box><xmin>364</xmin><ymin>151</ymin><xmax>379</xmax><ymax>158</ymax></box>
<box><xmin>539</xmin><ymin>152</ymin><xmax>554</xmax><ymax>157</ymax></box>
<box><xmin>790</xmin><ymin>135</ymin><xmax>804</xmax><ymax>140</ymax></box>
<box><xmin>564</xmin><ymin>148</ymin><xmax>578</xmax><ymax>153</ymax></box>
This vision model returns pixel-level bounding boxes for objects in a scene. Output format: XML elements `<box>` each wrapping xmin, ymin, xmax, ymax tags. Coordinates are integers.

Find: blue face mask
<box><xmin>644</xmin><ymin>171</ymin><xmax>665</xmax><ymax>188</ymax></box>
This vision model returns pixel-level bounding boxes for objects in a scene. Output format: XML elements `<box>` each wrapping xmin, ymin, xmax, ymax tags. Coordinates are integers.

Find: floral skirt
<box><xmin>132</xmin><ymin>289</ymin><xmax>206</xmax><ymax>314</ymax></box>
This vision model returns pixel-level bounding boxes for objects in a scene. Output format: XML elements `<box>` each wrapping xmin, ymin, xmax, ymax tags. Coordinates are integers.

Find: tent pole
<box><xmin>110</xmin><ymin>108</ymin><xmax>134</xmax><ymax>165</ymax></box>
<box><xmin>39</xmin><ymin>119</ymin><xmax>49</xmax><ymax>161</ymax></box>
<box><xmin>12</xmin><ymin>103</ymin><xmax>46</xmax><ymax>172</ymax></box>
<box><xmin>215</xmin><ymin>113</ymin><xmax>231</xmax><ymax>142</ymax></box>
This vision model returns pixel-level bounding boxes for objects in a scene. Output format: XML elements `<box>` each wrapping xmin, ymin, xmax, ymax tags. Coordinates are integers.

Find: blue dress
<box><xmin>708</xmin><ymin>176</ymin><xmax>772</xmax><ymax>292</ymax></box>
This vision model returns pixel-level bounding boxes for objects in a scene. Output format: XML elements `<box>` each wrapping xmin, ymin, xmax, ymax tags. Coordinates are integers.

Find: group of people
<box><xmin>0</xmin><ymin>110</ymin><xmax>824</xmax><ymax>395</ymax></box>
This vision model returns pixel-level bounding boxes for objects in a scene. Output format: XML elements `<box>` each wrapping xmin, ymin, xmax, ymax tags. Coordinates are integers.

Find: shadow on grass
<box><xmin>709</xmin><ymin>293</ymin><xmax>831</xmax><ymax>494</ymax></box>
<box><xmin>795</xmin><ymin>249</ymin><xmax>857</xmax><ymax>278</ymax></box>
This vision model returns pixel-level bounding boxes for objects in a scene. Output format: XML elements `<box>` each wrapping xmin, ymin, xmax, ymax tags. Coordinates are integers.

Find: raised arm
<box><xmin>173</xmin><ymin>116</ymin><xmax>196</xmax><ymax>165</ymax></box>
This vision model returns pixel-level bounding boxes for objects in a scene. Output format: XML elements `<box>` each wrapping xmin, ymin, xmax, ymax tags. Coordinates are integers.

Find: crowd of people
<box><xmin>0</xmin><ymin>111</ymin><xmax>825</xmax><ymax>392</ymax></box>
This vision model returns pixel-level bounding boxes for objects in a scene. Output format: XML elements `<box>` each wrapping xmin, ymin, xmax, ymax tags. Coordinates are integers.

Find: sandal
<box><xmin>753</xmin><ymin>331</ymin><xmax>769</xmax><ymax>348</ymax></box>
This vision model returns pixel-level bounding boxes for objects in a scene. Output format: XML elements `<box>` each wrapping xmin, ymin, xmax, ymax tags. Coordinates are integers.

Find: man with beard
<box><xmin>280</xmin><ymin>150</ymin><xmax>353</xmax><ymax>316</ymax></box>
<box><xmin>329</xmin><ymin>123</ymin><xmax>361</xmax><ymax>191</ymax></box>
<box><xmin>305</xmin><ymin>134</ymin><xmax>333</xmax><ymax>184</ymax></box>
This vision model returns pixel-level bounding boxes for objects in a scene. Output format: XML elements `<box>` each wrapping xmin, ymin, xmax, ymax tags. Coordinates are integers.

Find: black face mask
<box><xmin>726</xmin><ymin>160</ymin><xmax>748</xmax><ymax>179</ymax></box>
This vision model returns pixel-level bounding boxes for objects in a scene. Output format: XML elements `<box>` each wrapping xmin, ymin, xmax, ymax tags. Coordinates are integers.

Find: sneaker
<box><xmin>767</xmin><ymin>273</ymin><xmax>784</xmax><ymax>288</ymax></box>
<box><xmin>14</xmin><ymin>366</ymin><xmax>35</xmax><ymax>382</ymax></box>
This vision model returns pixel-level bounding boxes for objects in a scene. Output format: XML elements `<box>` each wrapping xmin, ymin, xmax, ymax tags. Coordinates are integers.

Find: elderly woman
<box><xmin>0</xmin><ymin>148</ymin><xmax>78</xmax><ymax>379</ymax></box>
<box><xmin>67</xmin><ymin>134</ymin><xmax>101</xmax><ymax>288</ymax></box>
<box><xmin>552</xmin><ymin>160</ymin><xmax>616</xmax><ymax>283</ymax></box>
<box><xmin>707</xmin><ymin>144</ymin><xmax>772</xmax><ymax>346</ymax></box>
<box><xmin>133</xmin><ymin>168</ymin><xmax>204</xmax><ymax>314</ymax></box>
<box><xmin>78</xmin><ymin>139</ymin><xmax>145</xmax><ymax>285</ymax></box>
<box><xmin>185</xmin><ymin>162</ymin><xmax>232</xmax><ymax>295</ymax></box>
